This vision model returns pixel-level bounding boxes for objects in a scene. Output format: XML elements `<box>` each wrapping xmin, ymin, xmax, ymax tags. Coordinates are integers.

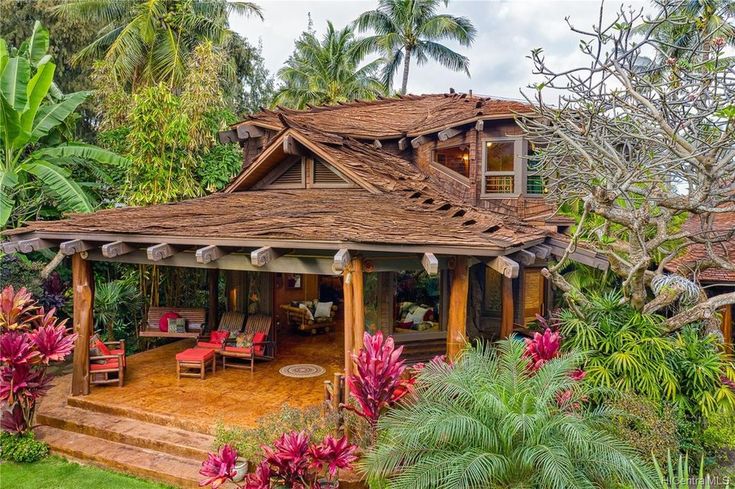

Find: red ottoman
<box><xmin>176</xmin><ymin>348</ymin><xmax>216</xmax><ymax>379</ymax></box>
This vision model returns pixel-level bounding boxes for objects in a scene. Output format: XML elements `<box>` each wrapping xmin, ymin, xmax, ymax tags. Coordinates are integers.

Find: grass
<box><xmin>0</xmin><ymin>456</ymin><xmax>174</xmax><ymax>489</ymax></box>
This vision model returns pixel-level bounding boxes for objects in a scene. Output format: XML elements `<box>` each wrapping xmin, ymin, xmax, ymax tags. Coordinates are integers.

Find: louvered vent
<box><xmin>313</xmin><ymin>159</ymin><xmax>346</xmax><ymax>184</ymax></box>
<box><xmin>274</xmin><ymin>161</ymin><xmax>304</xmax><ymax>186</ymax></box>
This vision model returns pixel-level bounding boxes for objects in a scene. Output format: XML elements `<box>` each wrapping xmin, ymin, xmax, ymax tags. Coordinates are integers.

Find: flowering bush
<box><xmin>200</xmin><ymin>432</ymin><xmax>357</xmax><ymax>489</ymax></box>
<box><xmin>0</xmin><ymin>286</ymin><xmax>77</xmax><ymax>435</ymax></box>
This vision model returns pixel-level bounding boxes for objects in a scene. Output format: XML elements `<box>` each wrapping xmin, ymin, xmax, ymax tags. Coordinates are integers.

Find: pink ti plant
<box><xmin>0</xmin><ymin>286</ymin><xmax>77</xmax><ymax>434</ymax></box>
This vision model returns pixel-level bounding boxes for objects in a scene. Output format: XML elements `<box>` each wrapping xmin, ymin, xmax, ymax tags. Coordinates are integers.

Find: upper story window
<box><xmin>482</xmin><ymin>138</ymin><xmax>545</xmax><ymax>197</ymax></box>
<box><xmin>434</xmin><ymin>145</ymin><xmax>470</xmax><ymax>178</ymax></box>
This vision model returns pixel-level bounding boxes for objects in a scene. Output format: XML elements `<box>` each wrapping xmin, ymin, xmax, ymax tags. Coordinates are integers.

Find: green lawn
<box><xmin>0</xmin><ymin>456</ymin><xmax>173</xmax><ymax>489</ymax></box>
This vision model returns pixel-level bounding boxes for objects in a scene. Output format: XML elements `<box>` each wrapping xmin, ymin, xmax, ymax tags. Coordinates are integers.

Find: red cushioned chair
<box><xmin>89</xmin><ymin>338</ymin><xmax>125</xmax><ymax>388</ymax></box>
<box><xmin>197</xmin><ymin>312</ymin><xmax>245</xmax><ymax>350</ymax></box>
<box><xmin>221</xmin><ymin>317</ymin><xmax>274</xmax><ymax>371</ymax></box>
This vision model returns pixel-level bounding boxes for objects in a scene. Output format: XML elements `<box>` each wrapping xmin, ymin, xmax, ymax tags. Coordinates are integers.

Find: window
<box><xmin>483</xmin><ymin>139</ymin><xmax>518</xmax><ymax>195</ymax></box>
<box><xmin>394</xmin><ymin>271</ymin><xmax>441</xmax><ymax>335</ymax></box>
<box><xmin>526</xmin><ymin>142</ymin><xmax>544</xmax><ymax>195</ymax></box>
<box><xmin>434</xmin><ymin>145</ymin><xmax>470</xmax><ymax>178</ymax></box>
<box><xmin>523</xmin><ymin>268</ymin><xmax>545</xmax><ymax>325</ymax></box>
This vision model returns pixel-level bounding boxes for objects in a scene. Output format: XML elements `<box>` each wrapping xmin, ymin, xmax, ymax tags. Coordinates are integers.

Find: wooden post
<box><xmin>500</xmin><ymin>276</ymin><xmax>514</xmax><ymax>338</ymax></box>
<box><xmin>722</xmin><ymin>304</ymin><xmax>733</xmax><ymax>354</ymax></box>
<box><xmin>446</xmin><ymin>256</ymin><xmax>469</xmax><ymax>359</ymax></box>
<box><xmin>207</xmin><ymin>269</ymin><xmax>219</xmax><ymax>329</ymax></box>
<box><xmin>351</xmin><ymin>257</ymin><xmax>365</xmax><ymax>351</ymax></box>
<box><xmin>71</xmin><ymin>253</ymin><xmax>93</xmax><ymax>396</ymax></box>
<box><xmin>342</xmin><ymin>267</ymin><xmax>354</xmax><ymax>379</ymax></box>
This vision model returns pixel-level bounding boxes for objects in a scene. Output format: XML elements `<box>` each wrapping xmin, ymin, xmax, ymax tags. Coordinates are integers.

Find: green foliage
<box><xmin>652</xmin><ymin>452</ymin><xmax>718</xmax><ymax>489</ymax></box>
<box><xmin>354</xmin><ymin>0</ymin><xmax>477</xmax><ymax>94</ymax></box>
<box><xmin>94</xmin><ymin>274</ymin><xmax>141</xmax><ymax>342</ymax></box>
<box><xmin>0</xmin><ymin>254</ymin><xmax>44</xmax><ymax>297</ymax></box>
<box><xmin>703</xmin><ymin>409</ymin><xmax>735</xmax><ymax>458</ymax></box>
<box><xmin>196</xmin><ymin>144</ymin><xmax>242</xmax><ymax>193</ymax></box>
<box><xmin>362</xmin><ymin>340</ymin><xmax>656</xmax><ymax>489</ymax></box>
<box><xmin>0</xmin><ymin>431</ymin><xmax>49</xmax><ymax>463</ymax></box>
<box><xmin>559</xmin><ymin>290</ymin><xmax>735</xmax><ymax>419</ymax></box>
<box><xmin>0</xmin><ymin>21</ymin><xmax>128</xmax><ymax>228</ymax></box>
<box><xmin>213</xmin><ymin>404</ymin><xmax>339</xmax><ymax>462</ymax></box>
<box><xmin>607</xmin><ymin>394</ymin><xmax>680</xmax><ymax>463</ymax></box>
<box><xmin>274</xmin><ymin>21</ymin><xmax>386</xmax><ymax>109</ymax></box>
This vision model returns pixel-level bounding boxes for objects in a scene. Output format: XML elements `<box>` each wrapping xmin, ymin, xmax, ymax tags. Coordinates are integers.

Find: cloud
<box><xmin>229</xmin><ymin>0</ymin><xmax>648</xmax><ymax>99</ymax></box>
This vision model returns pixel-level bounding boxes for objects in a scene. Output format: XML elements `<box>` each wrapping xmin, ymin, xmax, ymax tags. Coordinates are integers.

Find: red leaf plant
<box><xmin>0</xmin><ymin>286</ymin><xmax>77</xmax><ymax>434</ymax></box>
<box><xmin>342</xmin><ymin>331</ymin><xmax>408</xmax><ymax>430</ymax></box>
<box><xmin>200</xmin><ymin>432</ymin><xmax>357</xmax><ymax>489</ymax></box>
<box><xmin>523</xmin><ymin>328</ymin><xmax>561</xmax><ymax>371</ymax></box>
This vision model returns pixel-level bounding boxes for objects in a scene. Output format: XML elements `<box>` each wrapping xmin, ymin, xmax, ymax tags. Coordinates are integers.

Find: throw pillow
<box><xmin>298</xmin><ymin>303</ymin><xmax>314</xmax><ymax>321</ymax></box>
<box><xmin>159</xmin><ymin>311</ymin><xmax>180</xmax><ymax>332</ymax></box>
<box><xmin>210</xmin><ymin>330</ymin><xmax>230</xmax><ymax>344</ymax></box>
<box><xmin>95</xmin><ymin>338</ymin><xmax>112</xmax><ymax>356</ymax></box>
<box><xmin>406</xmin><ymin>306</ymin><xmax>429</xmax><ymax>325</ymax></box>
<box><xmin>236</xmin><ymin>332</ymin><xmax>253</xmax><ymax>348</ymax></box>
<box><xmin>314</xmin><ymin>301</ymin><xmax>333</xmax><ymax>319</ymax></box>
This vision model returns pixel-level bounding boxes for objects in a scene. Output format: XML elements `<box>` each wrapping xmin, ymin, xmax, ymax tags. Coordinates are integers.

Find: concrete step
<box><xmin>37</xmin><ymin>402</ymin><xmax>214</xmax><ymax>460</ymax></box>
<box><xmin>36</xmin><ymin>425</ymin><xmax>203</xmax><ymax>488</ymax></box>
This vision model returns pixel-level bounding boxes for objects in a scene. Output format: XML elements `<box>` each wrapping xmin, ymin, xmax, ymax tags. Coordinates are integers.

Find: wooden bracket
<box><xmin>437</xmin><ymin>127</ymin><xmax>462</xmax><ymax>141</ymax></box>
<box><xmin>236</xmin><ymin>124</ymin><xmax>265</xmax><ymax>140</ymax></box>
<box><xmin>147</xmin><ymin>244</ymin><xmax>177</xmax><ymax>262</ymax></box>
<box><xmin>372</xmin><ymin>139</ymin><xmax>382</xmax><ymax>149</ymax></box>
<box><xmin>102</xmin><ymin>241</ymin><xmax>136</xmax><ymax>258</ymax></box>
<box><xmin>529</xmin><ymin>244</ymin><xmax>551</xmax><ymax>260</ymax></box>
<box><xmin>60</xmin><ymin>240</ymin><xmax>95</xmax><ymax>256</ymax></box>
<box><xmin>511</xmin><ymin>249</ymin><xmax>536</xmax><ymax>266</ymax></box>
<box><xmin>333</xmin><ymin>248</ymin><xmax>351</xmax><ymax>272</ymax></box>
<box><xmin>421</xmin><ymin>252</ymin><xmax>439</xmax><ymax>275</ymax></box>
<box><xmin>398</xmin><ymin>138</ymin><xmax>409</xmax><ymax>151</ymax></box>
<box><xmin>487</xmin><ymin>255</ymin><xmax>519</xmax><ymax>278</ymax></box>
<box><xmin>475</xmin><ymin>119</ymin><xmax>484</xmax><ymax>131</ymax></box>
<box><xmin>1</xmin><ymin>241</ymin><xmax>19</xmax><ymax>254</ymax></box>
<box><xmin>283</xmin><ymin>135</ymin><xmax>304</xmax><ymax>156</ymax></box>
<box><xmin>218</xmin><ymin>129</ymin><xmax>239</xmax><ymax>144</ymax></box>
<box><xmin>410</xmin><ymin>135</ymin><xmax>430</xmax><ymax>148</ymax></box>
<box><xmin>17</xmin><ymin>238</ymin><xmax>53</xmax><ymax>253</ymax></box>
<box><xmin>196</xmin><ymin>245</ymin><xmax>225</xmax><ymax>264</ymax></box>
<box><xmin>251</xmin><ymin>246</ymin><xmax>286</xmax><ymax>267</ymax></box>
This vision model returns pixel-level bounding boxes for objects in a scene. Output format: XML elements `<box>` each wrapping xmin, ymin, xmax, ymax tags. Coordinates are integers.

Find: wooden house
<box><xmin>2</xmin><ymin>93</ymin><xmax>608</xmax><ymax>397</ymax></box>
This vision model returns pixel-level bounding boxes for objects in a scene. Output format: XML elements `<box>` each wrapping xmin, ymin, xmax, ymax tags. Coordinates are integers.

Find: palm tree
<box><xmin>53</xmin><ymin>0</ymin><xmax>263</xmax><ymax>91</ymax></box>
<box><xmin>362</xmin><ymin>340</ymin><xmax>656</xmax><ymax>489</ymax></box>
<box><xmin>273</xmin><ymin>21</ymin><xmax>386</xmax><ymax>109</ymax></box>
<box><xmin>353</xmin><ymin>0</ymin><xmax>476</xmax><ymax>95</ymax></box>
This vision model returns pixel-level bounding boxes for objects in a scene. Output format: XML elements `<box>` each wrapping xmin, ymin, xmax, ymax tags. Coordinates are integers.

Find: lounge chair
<box><xmin>196</xmin><ymin>311</ymin><xmax>246</xmax><ymax>350</ymax></box>
<box><xmin>219</xmin><ymin>314</ymin><xmax>275</xmax><ymax>371</ymax></box>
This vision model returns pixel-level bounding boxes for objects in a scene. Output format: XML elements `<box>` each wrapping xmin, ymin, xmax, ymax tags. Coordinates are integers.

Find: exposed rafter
<box><xmin>196</xmin><ymin>245</ymin><xmax>226</xmax><ymax>264</ymax></box>
<box><xmin>487</xmin><ymin>255</ymin><xmax>519</xmax><ymax>278</ymax></box>
<box><xmin>398</xmin><ymin>137</ymin><xmax>409</xmax><ymax>151</ymax></box>
<box><xmin>236</xmin><ymin>124</ymin><xmax>265</xmax><ymax>140</ymax></box>
<box><xmin>421</xmin><ymin>252</ymin><xmax>439</xmax><ymax>275</ymax></box>
<box><xmin>251</xmin><ymin>246</ymin><xmax>287</xmax><ymax>267</ymax></box>
<box><xmin>475</xmin><ymin>119</ymin><xmax>484</xmax><ymax>131</ymax></box>
<box><xmin>102</xmin><ymin>241</ymin><xmax>136</xmax><ymax>258</ymax></box>
<box><xmin>1</xmin><ymin>241</ymin><xmax>19</xmax><ymax>254</ymax></box>
<box><xmin>283</xmin><ymin>135</ymin><xmax>305</xmax><ymax>156</ymax></box>
<box><xmin>410</xmin><ymin>135</ymin><xmax>430</xmax><ymax>148</ymax></box>
<box><xmin>510</xmin><ymin>249</ymin><xmax>535</xmax><ymax>266</ymax></box>
<box><xmin>17</xmin><ymin>238</ymin><xmax>53</xmax><ymax>253</ymax></box>
<box><xmin>147</xmin><ymin>244</ymin><xmax>178</xmax><ymax>262</ymax></box>
<box><xmin>60</xmin><ymin>240</ymin><xmax>95</xmax><ymax>256</ymax></box>
<box><xmin>529</xmin><ymin>244</ymin><xmax>551</xmax><ymax>259</ymax></box>
<box><xmin>333</xmin><ymin>248</ymin><xmax>351</xmax><ymax>272</ymax></box>
<box><xmin>437</xmin><ymin>127</ymin><xmax>462</xmax><ymax>141</ymax></box>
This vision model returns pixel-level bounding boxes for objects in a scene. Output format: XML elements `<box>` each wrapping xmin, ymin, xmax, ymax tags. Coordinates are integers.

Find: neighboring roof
<box><xmin>666</xmin><ymin>212</ymin><xmax>735</xmax><ymax>283</ymax></box>
<box><xmin>237</xmin><ymin>93</ymin><xmax>533</xmax><ymax>140</ymax></box>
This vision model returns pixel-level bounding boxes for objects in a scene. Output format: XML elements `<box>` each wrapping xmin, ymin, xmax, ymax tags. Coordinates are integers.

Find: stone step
<box><xmin>36</xmin><ymin>425</ymin><xmax>204</xmax><ymax>488</ymax></box>
<box><xmin>37</xmin><ymin>402</ymin><xmax>214</xmax><ymax>460</ymax></box>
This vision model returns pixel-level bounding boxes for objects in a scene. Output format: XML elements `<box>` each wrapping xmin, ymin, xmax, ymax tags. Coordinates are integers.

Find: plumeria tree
<box><xmin>0</xmin><ymin>286</ymin><xmax>77</xmax><ymax>434</ymax></box>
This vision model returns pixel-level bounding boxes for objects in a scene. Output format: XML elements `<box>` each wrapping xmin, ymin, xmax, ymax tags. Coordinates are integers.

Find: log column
<box><xmin>500</xmin><ymin>276</ymin><xmax>514</xmax><ymax>339</ymax></box>
<box><xmin>351</xmin><ymin>257</ymin><xmax>365</xmax><ymax>351</ymax></box>
<box><xmin>342</xmin><ymin>266</ymin><xmax>354</xmax><ymax>381</ymax></box>
<box><xmin>207</xmin><ymin>269</ymin><xmax>219</xmax><ymax>328</ymax></box>
<box><xmin>71</xmin><ymin>253</ymin><xmax>94</xmax><ymax>396</ymax></box>
<box><xmin>723</xmin><ymin>304</ymin><xmax>733</xmax><ymax>354</ymax></box>
<box><xmin>446</xmin><ymin>256</ymin><xmax>469</xmax><ymax>359</ymax></box>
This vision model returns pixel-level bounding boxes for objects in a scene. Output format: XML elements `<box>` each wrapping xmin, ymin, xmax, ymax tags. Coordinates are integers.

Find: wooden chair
<box><xmin>197</xmin><ymin>311</ymin><xmax>246</xmax><ymax>350</ymax></box>
<box><xmin>89</xmin><ymin>339</ymin><xmax>125</xmax><ymax>388</ymax></box>
<box><xmin>220</xmin><ymin>315</ymin><xmax>275</xmax><ymax>371</ymax></box>
<box><xmin>139</xmin><ymin>307</ymin><xmax>206</xmax><ymax>338</ymax></box>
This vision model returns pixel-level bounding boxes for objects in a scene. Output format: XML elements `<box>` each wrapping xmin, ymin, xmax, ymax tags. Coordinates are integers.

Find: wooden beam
<box><xmin>71</xmin><ymin>253</ymin><xmax>93</xmax><ymax>396</ymax></box>
<box><xmin>529</xmin><ymin>244</ymin><xmax>551</xmax><ymax>260</ymax></box>
<box><xmin>218</xmin><ymin>129</ymin><xmax>238</xmax><ymax>144</ymax></box>
<box><xmin>251</xmin><ymin>246</ymin><xmax>285</xmax><ymax>267</ymax></box>
<box><xmin>447</xmin><ymin>255</ymin><xmax>469</xmax><ymax>358</ymax></box>
<box><xmin>372</xmin><ymin>139</ymin><xmax>382</xmax><ymax>149</ymax></box>
<box><xmin>207</xmin><ymin>269</ymin><xmax>219</xmax><ymax>330</ymax></box>
<box><xmin>500</xmin><ymin>276</ymin><xmax>514</xmax><ymax>339</ymax></box>
<box><xmin>342</xmin><ymin>266</ymin><xmax>355</xmax><ymax>400</ymax></box>
<box><xmin>398</xmin><ymin>137</ymin><xmax>409</xmax><ymax>151</ymax></box>
<box><xmin>60</xmin><ymin>240</ymin><xmax>95</xmax><ymax>256</ymax></box>
<box><xmin>236</xmin><ymin>124</ymin><xmax>265</xmax><ymax>140</ymax></box>
<box><xmin>147</xmin><ymin>243</ymin><xmax>177</xmax><ymax>261</ymax></box>
<box><xmin>475</xmin><ymin>119</ymin><xmax>484</xmax><ymax>131</ymax></box>
<box><xmin>437</xmin><ymin>127</ymin><xmax>462</xmax><ymax>141</ymax></box>
<box><xmin>283</xmin><ymin>135</ymin><xmax>304</xmax><ymax>156</ymax></box>
<box><xmin>333</xmin><ymin>248</ymin><xmax>351</xmax><ymax>272</ymax></box>
<box><xmin>487</xmin><ymin>256</ymin><xmax>519</xmax><ymax>278</ymax></box>
<box><xmin>352</xmin><ymin>257</ymin><xmax>365</xmax><ymax>351</ymax></box>
<box><xmin>101</xmin><ymin>241</ymin><xmax>136</xmax><ymax>258</ymax></box>
<box><xmin>196</xmin><ymin>245</ymin><xmax>225</xmax><ymax>264</ymax></box>
<box><xmin>17</xmin><ymin>238</ymin><xmax>53</xmax><ymax>253</ymax></box>
<box><xmin>421</xmin><ymin>252</ymin><xmax>439</xmax><ymax>275</ymax></box>
<box><xmin>410</xmin><ymin>135</ymin><xmax>430</xmax><ymax>148</ymax></box>
<box><xmin>1</xmin><ymin>241</ymin><xmax>19</xmax><ymax>254</ymax></box>
<box><xmin>511</xmin><ymin>249</ymin><xmax>536</xmax><ymax>266</ymax></box>
<box><xmin>548</xmin><ymin>245</ymin><xmax>609</xmax><ymax>271</ymax></box>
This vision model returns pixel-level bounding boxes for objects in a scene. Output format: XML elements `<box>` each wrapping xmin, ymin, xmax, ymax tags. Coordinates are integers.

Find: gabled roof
<box><xmin>237</xmin><ymin>93</ymin><xmax>533</xmax><ymax>140</ymax></box>
<box><xmin>666</xmin><ymin>212</ymin><xmax>735</xmax><ymax>283</ymax></box>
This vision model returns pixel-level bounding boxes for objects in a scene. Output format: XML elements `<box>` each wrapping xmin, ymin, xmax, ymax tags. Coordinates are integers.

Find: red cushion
<box><xmin>95</xmin><ymin>339</ymin><xmax>112</xmax><ymax>356</ymax></box>
<box><xmin>196</xmin><ymin>341</ymin><xmax>223</xmax><ymax>350</ymax></box>
<box><xmin>423</xmin><ymin>309</ymin><xmax>434</xmax><ymax>321</ymax></box>
<box><xmin>159</xmin><ymin>311</ymin><xmax>180</xmax><ymax>332</ymax></box>
<box><xmin>224</xmin><ymin>346</ymin><xmax>252</xmax><ymax>355</ymax></box>
<box><xmin>90</xmin><ymin>359</ymin><xmax>119</xmax><ymax>371</ymax></box>
<box><xmin>252</xmin><ymin>332</ymin><xmax>267</xmax><ymax>355</ymax></box>
<box><xmin>176</xmin><ymin>348</ymin><xmax>214</xmax><ymax>362</ymax></box>
<box><xmin>210</xmin><ymin>330</ymin><xmax>229</xmax><ymax>343</ymax></box>
<box><xmin>110</xmin><ymin>348</ymin><xmax>126</xmax><ymax>367</ymax></box>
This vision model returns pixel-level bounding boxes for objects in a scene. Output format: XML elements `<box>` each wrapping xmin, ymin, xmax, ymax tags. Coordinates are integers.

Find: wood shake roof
<box><xmin>666</xmin><ymin>212</ymin><xmax>735</xmax><ymax>283</ymax></box>
<box><xmin>238</xmin><ymin>93</ymin><xmax>533</xmax><ymax>139</ymax></box>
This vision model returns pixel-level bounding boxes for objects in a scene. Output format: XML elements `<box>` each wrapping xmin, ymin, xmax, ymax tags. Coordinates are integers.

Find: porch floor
<box><xmin>66</xmin><ymin>330</ymin><xmax>343</xmax><ymax>433</ymax></box>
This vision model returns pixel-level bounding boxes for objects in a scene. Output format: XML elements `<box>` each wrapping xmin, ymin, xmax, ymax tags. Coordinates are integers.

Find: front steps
<box><xmin>35</xmin><ymin>380</ymin><xmax>215</xmax><ymax>488</ymax></box>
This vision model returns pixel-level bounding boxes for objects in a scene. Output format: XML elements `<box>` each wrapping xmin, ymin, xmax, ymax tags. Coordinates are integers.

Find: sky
<box><xmin>229</xmin><ymin>0</ymin><xmax>649</xmax><ymax>101</ymax></box>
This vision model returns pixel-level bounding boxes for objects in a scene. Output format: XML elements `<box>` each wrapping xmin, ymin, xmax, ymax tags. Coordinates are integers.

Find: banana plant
<box><xmin>0</xmin><ymin>21</ymin><xmax>128</xmax><ymax>229</ymax></box>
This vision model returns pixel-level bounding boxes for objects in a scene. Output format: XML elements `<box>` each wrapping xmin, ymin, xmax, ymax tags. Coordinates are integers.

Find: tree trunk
<box><xmin>400</xmin><ymin>48</ymin><xmax>412</xmax><ymax>95</ymax></box>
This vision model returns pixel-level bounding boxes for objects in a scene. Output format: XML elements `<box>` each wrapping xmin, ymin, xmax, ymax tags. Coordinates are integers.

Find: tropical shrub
<box><xmin>0</xmin><ymin>430</ymin><xmax>48</xmax><ymax>463</ymax></box>
<box><xmin>0</xmin><ymin>286</ymin><xmax>77</xmax><ymax>435</ymax></box>
<box><xmin>213</xmin><ymin>404</ymin><xmax>340</xmax><ymax>463</ymax></box>
<box><xmin>0</xmin><ymin>21</ymin><xmax>128</xmax><ymax>228</ymax></box>
<box><xmin>94</xmin><ymin>274</ymin><xmax>141</xmax><ymax>342</ymax></box>
<box><xmin>652</xmin><ymin>451</ymin><xmax>717</xmax><ymax>489</ymax></box>
<box><xmin>200</xmin><ymin>433</ymin><xmax>357</xmax><ymax>489</ymax></box>
<box><xmin>362</xmin><ymin>340</ymin><xmax>656</xmax><ymax>489</ymax></box>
